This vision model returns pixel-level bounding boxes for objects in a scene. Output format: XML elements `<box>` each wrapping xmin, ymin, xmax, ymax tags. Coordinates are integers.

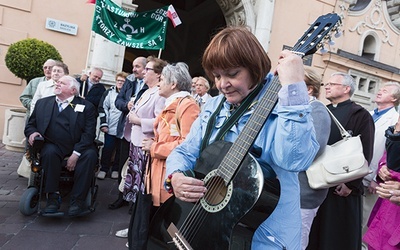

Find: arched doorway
<box><xmin>122</xmin><ymin>0</ymin><xmax>227</xmax><ymax>78</ymax></box>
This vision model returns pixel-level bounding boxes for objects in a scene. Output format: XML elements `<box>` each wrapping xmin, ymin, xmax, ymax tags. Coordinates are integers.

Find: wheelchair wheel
<box><xmin>19</xmin><ymin>187</ymin><xmax>39</xmax><ymax>216</ymax></box>
<box><xmin>85</xmin><ymin>185</ymin><xmax>98</xmax><ymax>211</ymax></box>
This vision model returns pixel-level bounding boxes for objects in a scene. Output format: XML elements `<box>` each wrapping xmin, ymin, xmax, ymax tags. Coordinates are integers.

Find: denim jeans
<box><xmin>100</xmin><ymin>133</ymin><xmax>121</xmax><ymax>173</ymax></box>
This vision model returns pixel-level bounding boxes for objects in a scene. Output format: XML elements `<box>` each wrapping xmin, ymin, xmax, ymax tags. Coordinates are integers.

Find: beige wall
<box><xmin>1</xmin><ymin>0</ymin><xmax>400</xmax><ymax>137</ymax></box>
<box><xmin>0</xmin><ymin>0</ymin><xmax>94</xmax><ymax>136</ymax></box>
<box><xmin>268</xmin><ymin>0</ymin><xmax>400</xmax><ymax>108</ymax></box>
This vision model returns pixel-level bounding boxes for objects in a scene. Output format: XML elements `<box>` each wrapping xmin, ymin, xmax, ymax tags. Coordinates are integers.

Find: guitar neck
<box><xmin>218</xmin><ymin>77</ymin><xmax>282</xmax><ymax>183</ymax></box>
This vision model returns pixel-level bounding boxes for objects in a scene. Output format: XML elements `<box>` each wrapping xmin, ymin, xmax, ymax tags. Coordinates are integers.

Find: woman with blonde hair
<box><xmin>122</xmin><ymin>56</ymin><xmax>167</xmax><ymax>203</ymax></box>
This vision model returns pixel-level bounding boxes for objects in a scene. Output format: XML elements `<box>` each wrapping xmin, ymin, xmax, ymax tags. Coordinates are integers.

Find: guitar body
<box><xmin>147</xmin><ymin>13</ymin><xmax>342</xmax><ymax>250</ymax></box>
<box><xmin>147</xmin><ymin>141</ymin><xmax>280</xmax><ymax>249</ymax></box>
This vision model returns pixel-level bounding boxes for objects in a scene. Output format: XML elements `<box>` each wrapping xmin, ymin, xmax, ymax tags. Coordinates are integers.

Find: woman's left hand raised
<box><xmin>274</xmin><ymin>50</ymin><xmax>305</xmax><ymax>85</ymax></box>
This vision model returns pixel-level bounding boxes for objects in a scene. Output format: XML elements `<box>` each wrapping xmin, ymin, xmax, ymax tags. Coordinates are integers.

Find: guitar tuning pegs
<box><xmin>328</xmin><ymin>38</ymin><xmax>335</xmax><ymax>46</ymax></box>
<box><xmin>320</xmin><ymin>46</ymin><xmax>328</xmax><ymax>54</ymax></box>
<box><xmin>334</xmin><ymin>30</ymin><xmax>342</xmax><ymax>38</ymax></box>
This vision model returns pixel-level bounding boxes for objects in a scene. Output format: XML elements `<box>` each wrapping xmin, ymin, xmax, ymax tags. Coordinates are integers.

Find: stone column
<box><xmin>2</xmin><ymin>109</ymin><xmax>26</xmax><ymax>152</ymax></box>
<box><xmin>254</xmin><ymin>0</ymin><xmax>275</xmax><ymax>52</ymax></box>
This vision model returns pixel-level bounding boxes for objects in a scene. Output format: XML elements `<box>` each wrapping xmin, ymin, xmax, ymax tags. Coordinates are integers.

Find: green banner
<box><xmin>92</xmin><ymin>0</ymin><xmax>169</xmax><ymax>50</ymax></box>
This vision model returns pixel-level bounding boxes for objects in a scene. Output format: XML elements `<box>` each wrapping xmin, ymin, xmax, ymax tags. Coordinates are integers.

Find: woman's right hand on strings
<box><xmin>171</xmin><ymin>172</ymin><xmax>207</xmax><ymax>202</ymax></box>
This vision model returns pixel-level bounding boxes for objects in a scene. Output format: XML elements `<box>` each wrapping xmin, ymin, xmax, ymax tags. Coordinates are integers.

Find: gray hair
<box><xmin>62</xmin><ymin>75</ymin><xmax>81</xmax><ymax>96</ymax></box>
<box><xmin>135</xmin><ymin>56</ymin><xmax>147</xmax><ymax>67</ymax></box>
<box><xmin>384</xmin><ymin>81</ymin><xmax>400</xmax><ymax>106</ymax></box>
<box><xmin>331</xmin><ymin>72</ymin><xmax>356</xmax><ymax>96</ymax></box>
<box><xmin>90</xmin><ymin>67</ymin><xmax>103</xmax><ymax>75</ymax></box>
<box><xmin>44</xmin><ymin>59</ymin><xmax>56</xmax><ymax>66</ymax></box>
<box><xmin>197</xmin><ymin>76</ymin><xmax>210</xmax><ymax>90</ymax></box>
<box><xmin>161</xmin><ymin>62</ymin><xmax>192</xmax><ymax>92</ymax></box>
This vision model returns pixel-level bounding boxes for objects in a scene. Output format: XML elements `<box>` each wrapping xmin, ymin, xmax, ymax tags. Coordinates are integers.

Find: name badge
<box><xmin>74</xmin><ymin>104</ymin><xmax>85</xmax><ymax>112</ymax></box>
<box><xmin>169</xmin><ymin>124</ymin><xmax>180</xmax><ymax>137</ymax></box>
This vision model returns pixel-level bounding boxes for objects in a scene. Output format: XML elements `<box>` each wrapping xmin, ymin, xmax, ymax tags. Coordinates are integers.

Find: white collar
<box><xmin>165</xmin><ymin>91</ymin><xmax>190</xmax><ymax>107</ymax></box>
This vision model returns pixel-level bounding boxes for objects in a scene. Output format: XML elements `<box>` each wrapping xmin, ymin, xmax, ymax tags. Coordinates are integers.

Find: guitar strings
<box><xmin>177</xmin><ymin>20</ymin><xmax>335</xmax><ymax>244</ymax></box>
<box><xmin>179</xmin><ymin>78</ymin><xmax>282</xmax><ymax>243</ymax></box>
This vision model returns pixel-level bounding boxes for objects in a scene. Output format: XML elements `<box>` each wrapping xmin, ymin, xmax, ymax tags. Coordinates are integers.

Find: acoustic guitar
<box><xmin>147</xmin><ymin>13</ymin><xmax>342</xmax><ymax>250</ymax></box>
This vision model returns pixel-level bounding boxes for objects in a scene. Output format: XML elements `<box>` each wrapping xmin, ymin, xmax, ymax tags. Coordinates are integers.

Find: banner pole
<box><xmin>157</xmin><ymin>49</ymin><xmax>162</xmax><ymax>59</ymax></box>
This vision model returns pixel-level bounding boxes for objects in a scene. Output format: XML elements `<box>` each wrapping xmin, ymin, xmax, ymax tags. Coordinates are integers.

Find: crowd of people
<box><xmin>18</xmin><ymin>25</ymin><xmax>400</xmax><ymax>249</ymax></box>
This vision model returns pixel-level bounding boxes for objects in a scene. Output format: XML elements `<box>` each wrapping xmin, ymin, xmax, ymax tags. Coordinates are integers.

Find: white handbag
<box><xmin>306</xmin><ymin>106</ymin><xmax>371</xmax><ymax>189</ymax></box>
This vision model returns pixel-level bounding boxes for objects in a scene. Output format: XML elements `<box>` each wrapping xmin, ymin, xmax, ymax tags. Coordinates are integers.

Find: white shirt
<box><xmin>31</xmin><ymin>79</ymin><xmax>56</xmax><ymax>114</ymax></box>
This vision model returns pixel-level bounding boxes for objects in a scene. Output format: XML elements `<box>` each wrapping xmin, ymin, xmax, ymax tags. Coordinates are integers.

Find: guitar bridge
<box><xmin>167</xmin><ymin>223</ymin><xmax>193</xmax><ymax>250</ymax></box>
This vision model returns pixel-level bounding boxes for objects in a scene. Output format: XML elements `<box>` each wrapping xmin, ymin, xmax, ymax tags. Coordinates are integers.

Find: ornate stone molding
<box><xmin>215</xmin><ymin>0</ymin><xmax>246</xmax><ymax>26</ymax></box>
<box><xmin>348</xmin><ymin>0</ymin><xmax>394</xmax><ymax>46</ymax></box>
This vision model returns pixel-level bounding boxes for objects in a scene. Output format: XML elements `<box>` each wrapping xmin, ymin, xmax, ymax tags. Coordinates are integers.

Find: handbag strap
<box><xmin>144</xmin><ymin>153</ymin><xmax>151</xmax><ymax>194</ymax></box>
<box><xmin>324</xmin><ymin>105</ymin><xmax>352</xmax><ymax>139</ymax></box>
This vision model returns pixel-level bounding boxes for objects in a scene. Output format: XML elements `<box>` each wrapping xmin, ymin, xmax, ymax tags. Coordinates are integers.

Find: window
<box><xmin>349</xmin><ymin>69</ymin><xmax>381</xmax><ymax>110</ymax></box>
<box><xmin>361</xmin><ymin>35</ymin><xmax>377</xmax><ymax>60</ymax></box>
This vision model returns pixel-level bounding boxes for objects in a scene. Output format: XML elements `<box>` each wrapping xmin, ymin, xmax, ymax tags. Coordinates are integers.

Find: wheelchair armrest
<box><xmin>31</xmin><ymin>136</ymin><xmax>44</xmax><ymax>154</ymax></box>
<box><xmin>94</xmin><ymin>139</ymin><xmax>104</xmax><ymax>147</ymax></box>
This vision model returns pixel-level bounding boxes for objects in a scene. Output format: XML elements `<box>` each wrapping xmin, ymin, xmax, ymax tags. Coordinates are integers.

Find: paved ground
<box><xmin>0</xmin><ymin>141</ymin><xmax>131</xmax><ymax>250</ymax></box>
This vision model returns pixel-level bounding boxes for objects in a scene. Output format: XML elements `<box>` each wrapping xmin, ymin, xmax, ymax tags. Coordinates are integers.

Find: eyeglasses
<box><xmin>43</xmin><ymin>66</ymin><xmax>53</xmax><ymax>70</ymax></box>
<box><xmin>145</xmin><ymin>67</ymin><xmax>154</xmax><ymax>72</ymax></box>
<box><xmin>324</xmin><ymin>82</ymin><xmax>343</xmax><ymax>87</ymax></box>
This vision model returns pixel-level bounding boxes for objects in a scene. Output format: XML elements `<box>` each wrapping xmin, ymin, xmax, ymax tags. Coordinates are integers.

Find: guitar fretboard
<box><xmin>217</xmin><ymin>76</ymin><xmax>281</xmax><ymax>183</ymax></box>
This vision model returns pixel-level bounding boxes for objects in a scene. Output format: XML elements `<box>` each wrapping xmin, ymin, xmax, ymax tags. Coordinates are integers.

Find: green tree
<box><xmin>5</xmin><ymin>38</ymin><xmax>62</xmax><ymax>83</ymax></box>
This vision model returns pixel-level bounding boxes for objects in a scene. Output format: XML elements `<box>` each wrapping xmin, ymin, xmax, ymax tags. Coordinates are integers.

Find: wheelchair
<box><xmin>19</xmin><ymin>136</ymin><xmax>103</xmax><ymax>217</ymax></box>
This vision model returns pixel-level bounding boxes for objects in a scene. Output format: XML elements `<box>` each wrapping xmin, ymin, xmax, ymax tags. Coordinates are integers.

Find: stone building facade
<box><xmin>1</xmin><ymin>0</ymin><xmax>399</xmax><ymax>148</ymax></box>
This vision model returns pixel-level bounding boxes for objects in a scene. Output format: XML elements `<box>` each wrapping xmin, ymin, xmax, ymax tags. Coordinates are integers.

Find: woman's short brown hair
<box><xmin>147</xmin><ymin>56</ymin><xmax>168</xmax><ymax>74</ymax></box>
<box><xmin>202</xmin><ymin>26</ymin><xmax>271</xmax><ymax>89</ymax></box>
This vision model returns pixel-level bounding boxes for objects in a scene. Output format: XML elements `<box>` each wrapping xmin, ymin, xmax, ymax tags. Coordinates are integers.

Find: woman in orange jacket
<box><xmin>142</xmin><ymin>62</ymin><xmax>200</xmax><ymax>212</ymax></box>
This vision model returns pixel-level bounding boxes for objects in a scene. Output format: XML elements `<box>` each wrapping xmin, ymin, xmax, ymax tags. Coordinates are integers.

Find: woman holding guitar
<box><xmin>158</xmin><ymin>26</ymin><xmax>319</xmax><ymax>249</ymax></box>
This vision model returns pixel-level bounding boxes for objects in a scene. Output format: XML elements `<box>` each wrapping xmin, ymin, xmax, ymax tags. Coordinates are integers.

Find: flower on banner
<box><xmin>167</xmin><ymin>5</ymin><xmax>182</xmax><ymax>28</ymax></box>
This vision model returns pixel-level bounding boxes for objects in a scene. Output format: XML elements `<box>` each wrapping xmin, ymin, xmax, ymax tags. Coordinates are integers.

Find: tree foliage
<box><xmin>5</xmin><ymin>38</ymin><xmax>62</xmax><ymax>82</ymax></box>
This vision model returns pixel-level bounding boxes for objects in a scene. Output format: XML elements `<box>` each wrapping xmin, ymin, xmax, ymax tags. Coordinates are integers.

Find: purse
<box><xmin>118</xmin><ymin>158</ymin><xmax>129</xmax><ymax>193</ymax></box>
<box><xmin>127</xmin><ymin>154</ymin><xmax>153</xmax><ymax>250</ymax></box>
<box><xmin>306</xmin><ymin>106</ymin><xmax>371</xmax><ymax>189</ymax></box>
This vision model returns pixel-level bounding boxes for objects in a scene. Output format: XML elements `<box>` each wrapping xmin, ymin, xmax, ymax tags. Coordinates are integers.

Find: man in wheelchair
<box><xmin>25</xmin><ymin>75</ymin><xmax>98</xmax><ymax>217</ymax></box>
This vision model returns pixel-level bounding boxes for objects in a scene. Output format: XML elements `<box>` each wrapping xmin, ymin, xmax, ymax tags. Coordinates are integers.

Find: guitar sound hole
<box><xmin>204</xmin><ymin>176</ymin><xmax>227</xmax><ymax>205</ymax></box>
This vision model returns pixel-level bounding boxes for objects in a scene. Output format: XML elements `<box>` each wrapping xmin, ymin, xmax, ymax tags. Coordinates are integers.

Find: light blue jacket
<box><xmin>166</xmin><ymin>75</ymin><xmax>319</xmax><ymax>249</ymax></box>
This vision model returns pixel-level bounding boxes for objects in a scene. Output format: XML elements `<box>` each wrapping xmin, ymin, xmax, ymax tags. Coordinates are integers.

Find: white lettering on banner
<box><xmin>101</xmin><ymin>0</ymin><xmax>137</xmax><ymax>18</ymax></box>
<box><xmin>151</xmin><ymin>13</ymin><xmax>164</xmax><ymax>22</ymax></box>
<box><xmin>155</xmin><ymin>8</ymin><xmax>167</xmax><ymax>16</ymax></box>
<box><xmin>116</xmin><ymin>39</ymin><xmax>145</xmax><ymax>48</ymax></box>
<box><xmin>148</xmin><ymin>40</ymin><xmax>157</xmax><ymax>46</ymax></box>
<box><xmin>96</xmin><ymin>16</ymin><xmax>115</xmax><ymax>38</ymax></box>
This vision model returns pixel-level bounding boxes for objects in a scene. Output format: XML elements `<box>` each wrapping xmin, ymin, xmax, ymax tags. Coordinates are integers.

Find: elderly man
<box><xmin>25</xmin><ymin>75</ymin><xmax>98</xmax><ymax>217</ymax></box>
<box><xmin>20</xmin><ymin>59</ymin><xmax>56</xmax><ymax>115</ymax></box>
<box><xmin>30</xmin><ymin>61</ymin><xmax>69</xmax><ymax>115</ymax></box>
<box><xmin>362</xmin><ymin>81</ymin><xmax>400</xmax><ymax>240</ymax></box>
<box><xmin>193</xmin><ymin>76</ymin><xmax>211</xmax><ymax>108</ymax></box>
<box><xmin>77</xmin><ymin>67</ymin><xmax>106</xmax><ymax>109</ymax></box>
